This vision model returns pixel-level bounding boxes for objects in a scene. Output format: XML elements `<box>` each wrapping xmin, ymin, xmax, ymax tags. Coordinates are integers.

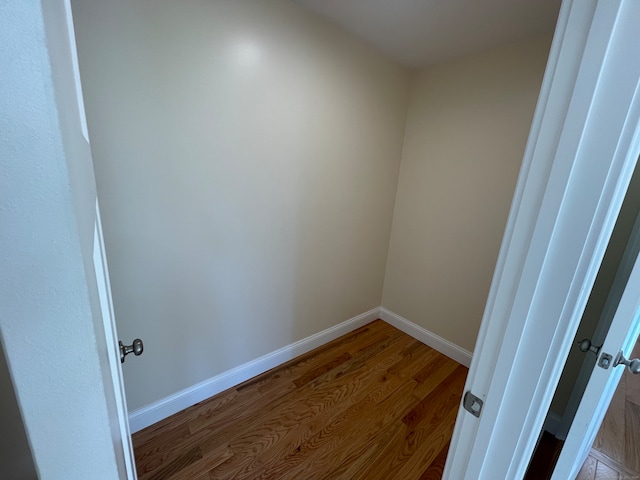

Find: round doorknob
<box><xmin>628</xmin><ymin>358</ymin><xmax>640</xmax><ymax>374</ymax></box>
<box><xmin>614</xmin><ymin>351</ymin><xmax>640</xmax><ymax>374</ymax></box>
<box><xmin>120</xmin><ymin>338</ymin><xmax>144</xmax><ymax>363</ymax></box>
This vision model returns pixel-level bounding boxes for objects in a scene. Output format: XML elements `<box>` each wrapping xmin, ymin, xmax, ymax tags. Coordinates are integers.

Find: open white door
<box><xmin>52</xmin><ymin>1</ymin><xmax>139</xmax><ymax>477</ymax></box>
<box><xmin>1</xmin><ymin>0</ymin><xmax>138</xmax><ymax>476</ymax></box>
<box><xmin>556</xmin><ymin>194</ymin><xmax>640</xmax><ymax>440</ymax></box>
<box><xmin>443</xmin><ymin>0</ymin><xmax>640</xmax><ymax>478</ymax></box>
<box><xmin>93</xmin><ymin>202</ymin><xmax>138</xmax><ymax>479</ymax></box>
<box><xmin>552</xmin><ymin>222</ymin><xmax>640</xmax><ymax>478</ymax></box>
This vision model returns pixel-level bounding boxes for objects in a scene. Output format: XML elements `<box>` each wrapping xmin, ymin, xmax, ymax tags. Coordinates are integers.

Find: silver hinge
<box><xmin>578</xmin><ymin>338</ymin><xmax>601</xmax><ymax>355</ymax></box>
<box><xmin>463</xmin><ymin>391</ymin><xmax>484</xmax><ymax>418</ymax></box>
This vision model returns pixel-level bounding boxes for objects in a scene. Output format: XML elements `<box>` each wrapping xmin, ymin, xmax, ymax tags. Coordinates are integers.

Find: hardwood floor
<box><xmin>132</xmin><ymin>320</ymin><xmax>467</xmax><ymax>479</ymax></box>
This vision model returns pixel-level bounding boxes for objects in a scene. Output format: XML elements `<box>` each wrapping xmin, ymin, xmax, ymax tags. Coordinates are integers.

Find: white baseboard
<box><xmin>129</xmin><ymin>306</ymin><xmax>473</xmax><ymax>432</ymax></box>
<box><xmin>378</xmin><ymin>307</ymin><xmax>473</xmax><ymax>367</ymax></box>
<box><xmin>128</xmin><ymin>308</ymin><xmax>380</xmax><ymax>433</ymax></box>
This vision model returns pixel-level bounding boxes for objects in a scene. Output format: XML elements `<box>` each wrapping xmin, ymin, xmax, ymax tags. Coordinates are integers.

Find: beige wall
<box><xmin>71</xmin><ymin>0</ymin><xmax>410</xmax><ymax>410</ymax></box>
<box><xmin>382</xmin><ymin>36</ymin><xmax>551</xmax><ymax>352</ymax></box>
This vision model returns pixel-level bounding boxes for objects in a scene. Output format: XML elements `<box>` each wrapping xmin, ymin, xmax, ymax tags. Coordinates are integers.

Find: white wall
<box><xmin>71</xmin><ymin>0</ymin><xmax>410</xmax><ymax>411</ymax></box>
<box><xmin>382</xmin><ymin>36</ymin><xmax>551</xmax><ymax>352</ymax></box>
<box><xmin>0</xmin><ymin>1</ymin><xmax>122</xmax><ymax>478</ymax></box>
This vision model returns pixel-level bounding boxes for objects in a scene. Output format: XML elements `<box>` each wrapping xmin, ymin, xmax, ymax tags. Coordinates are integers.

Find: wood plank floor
<box><xmin>132</xmin><ymin>319</ymin><xmax>468</xmax><ymax>479</ymax></box>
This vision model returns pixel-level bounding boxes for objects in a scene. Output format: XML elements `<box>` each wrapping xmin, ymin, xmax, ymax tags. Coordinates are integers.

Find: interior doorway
<box><xmin>526</xmin><ymin>158</ymin><xmax>640</xmax><ymax>478</ymax></box>
<box><xmin>577</xmin><ymin>334</ymin><xmax>640</xmax><ymax>478</ymax></box>
<box><xmin>525</xmin><ymin>337</ymin><xmax>640</xmax><ymax>479</ymax></box>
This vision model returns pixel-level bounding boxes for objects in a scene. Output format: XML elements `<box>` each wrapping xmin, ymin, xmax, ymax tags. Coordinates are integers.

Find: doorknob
<box><xmin>614</xmin><ymin>350</ymin><xmax>640</xmax><ymax>374</ymax></box>
<box><xmin>120</xmin><ymin>339</ymin><xmax>143</xmax><ymax>363</ymax></box>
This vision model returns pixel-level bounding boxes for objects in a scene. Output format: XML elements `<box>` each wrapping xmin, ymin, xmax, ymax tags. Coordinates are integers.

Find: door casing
<box><xmin>444</xmin><ymin>0</ymin><xmax>640</xmax><ymax>478</ymax></box>
<box><xmin>552</xmin><ymin>206</ymin><xmax>640</xmax><ymax>477</ymax></box>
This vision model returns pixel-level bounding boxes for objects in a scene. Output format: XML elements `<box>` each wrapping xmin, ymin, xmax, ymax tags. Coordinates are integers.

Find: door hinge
<box><xmin>578</xmin><ymin>338</ymin><xmax>601</xmax><ymax>355</ymax></box>
<box><xmin>463</xmin><ymin>391</ymin><xmax>484</xmax><ymax>418</ymax></box>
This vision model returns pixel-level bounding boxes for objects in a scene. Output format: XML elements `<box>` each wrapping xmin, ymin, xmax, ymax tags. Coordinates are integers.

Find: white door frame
<box><xmin>49</xmin><ymin>0</ymin><xmax>137</xmax><ymax>476</ymax></box>
<box><xmin>1</xmin><ymin>0</ymin><xmax>134</xmax><ymax>478</ymax></box>
<box><xmin>61</xmin><ymin>0</ymin><xmax>138</xmax><ymax>475</ymax></box>
<box><xmin>556</xmin><ymin>197</ymin><xmax>640</xmax><ymax>440</ymax></box>
<box><xmin>444</xmin><ymin>0</ymin><xmax>640</xmax><ymax>478</ymax></box>
<box><xmin>552</xmin><ymin>218</ymin><xmax>640</xmax><ymax>478</ymax></box>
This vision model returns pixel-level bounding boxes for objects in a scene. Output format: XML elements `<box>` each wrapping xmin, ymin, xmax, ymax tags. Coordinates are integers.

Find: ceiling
<box><xmin>293</xmin><ymin>0</ymin><xmax>562</xmax><ymax>68</ymax></box>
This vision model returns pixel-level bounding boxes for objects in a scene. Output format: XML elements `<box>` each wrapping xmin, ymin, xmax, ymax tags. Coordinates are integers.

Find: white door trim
<box><xmin>552</xmin><ymin>213</ymin><xmax>640</xmax><ymax>478</ymax></box>
<box><xmin>52</xmin><ymin>1</ymin><xmax>138</xmax><ymax>476</ymax></box>
<box><xmin>444</xmin><ymin>0</ymin><xmax>640</xmax><ymax>478</ymax></box>
<box><xmin>556</xmin><ymin>201</ymin><xmax>640</xmax><ymax>440</ymax></box>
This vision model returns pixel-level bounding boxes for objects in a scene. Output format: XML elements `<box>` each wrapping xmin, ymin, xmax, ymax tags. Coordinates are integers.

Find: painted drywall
<box><xmin>382</xmin><ymin>36</ymin><xmax>551</xmax><ymax>352</ymax></box>
<box><xmin>71</xmin><ymin>0</ymin><xmax>410</xmax><ymax>410</ymax></box>
<box><xmin>0</xmin><ymin>342</ymin><xmax>37</xmax><ymax>480</ymax></box>
<box><xmin>0</xmin><ymin>1</ymin><xmax>124</xmax><ymax>478</ymax></box>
